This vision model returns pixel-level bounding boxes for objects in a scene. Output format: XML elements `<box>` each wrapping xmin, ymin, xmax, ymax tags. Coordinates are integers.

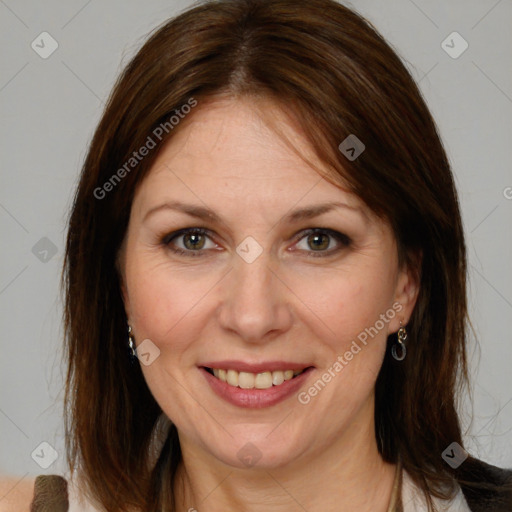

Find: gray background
<box><xmin>1</xmin><ymin>0</ymin><xmax>511</xmax><ymax>484</ymax></box>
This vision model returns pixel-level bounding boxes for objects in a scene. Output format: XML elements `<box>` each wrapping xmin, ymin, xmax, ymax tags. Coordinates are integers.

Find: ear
<box><xmin>391</xmin><ymin>250</ymin><xmax>422</xmax><ymax>332</ymax></box>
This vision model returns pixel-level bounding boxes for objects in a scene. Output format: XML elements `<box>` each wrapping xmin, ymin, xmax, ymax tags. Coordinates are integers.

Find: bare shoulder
<box><xmin>0</xmin><ymin>475</ymin><xmax>35</xmax><ymax>512</ymax></box>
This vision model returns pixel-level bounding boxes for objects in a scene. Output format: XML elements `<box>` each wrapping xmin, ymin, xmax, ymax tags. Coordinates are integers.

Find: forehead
<box><xmin>154</xmin><ymin>97</ymin><xmax>322</xmax><ymax>177</ymax></box>
<box><xmin>133</xmin><ymin>96</ymin><xmax>366</xmax><ymax>214</ymax></box>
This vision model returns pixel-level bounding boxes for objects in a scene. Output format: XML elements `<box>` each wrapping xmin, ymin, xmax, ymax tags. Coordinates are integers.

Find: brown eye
<box><xmin>294</xmin><ymin>228</ymin><xmax>351</xmax><ymax>257</ymax></box>
<box><xmin>182</xmin><ymin>231</ymin><xmax>206</xmax><ymax>250</ymax></box>
<box><xmin>307</xmin><ymin>232</ymin><xmax>330</xmax><ymax>251</ymax></box>
<box><xmin>163</xmin><ymin>228</ymin><xmax>216</xmax><ymax>257</ymax></box>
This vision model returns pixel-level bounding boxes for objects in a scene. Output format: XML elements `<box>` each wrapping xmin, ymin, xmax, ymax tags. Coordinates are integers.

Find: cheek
<box><xmin>283</xmin><ymin>261</ymin><xmax>397</xmax><ymax>347</ymax></box>
<box><xmin>125</xmin><ymin>255</ymin><xmax>216</xmax><ymax>353</ymax></box>
<box><xmin>292</xmin><ymin>269</ymin><xmax>395</xmax><ymax>418</ymax></box>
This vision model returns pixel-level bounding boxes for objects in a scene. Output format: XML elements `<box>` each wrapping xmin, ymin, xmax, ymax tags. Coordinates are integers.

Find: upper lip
<box><xmin>200</xmin><ymin>360</ymin><xmax>314</xmax><ymax>373</ymax></box>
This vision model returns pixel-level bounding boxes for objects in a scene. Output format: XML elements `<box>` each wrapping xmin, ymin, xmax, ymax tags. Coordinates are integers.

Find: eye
<box><xmin>162</xmin><ymin>227</ymin><xmax>351</xmax><ymax>258</ymax></box>
<box><xmin>163</xmin><ymin>228</ymin><xmax>217</xmax><ymax>257</ymax></box>
<box><xmin>293</xmin><ymin>228</ymin><xmax>351</xmax><ymax>256</ymax></box>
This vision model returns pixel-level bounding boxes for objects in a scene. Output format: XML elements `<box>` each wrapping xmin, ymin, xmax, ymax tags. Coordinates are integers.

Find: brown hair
<box><xmin>63</xmin><ymin>0</ymin><xmax>477</xmax><ymax>510</ymax></box>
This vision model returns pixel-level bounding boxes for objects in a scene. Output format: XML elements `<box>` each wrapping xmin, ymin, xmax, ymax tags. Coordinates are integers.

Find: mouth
<box><xmin>198</xmin><ymin>359</ymin><xmax>315</xmax><ymax>409</ymax></box>
<box><xmin>202</xmin><ymin>366</ymin><xmax>311</xmax><ymax>389</ymax></box>
<box><xmin>200</xmin><ymin>363</ymin><xmax>315</xmax><ymax>408</ymax></box>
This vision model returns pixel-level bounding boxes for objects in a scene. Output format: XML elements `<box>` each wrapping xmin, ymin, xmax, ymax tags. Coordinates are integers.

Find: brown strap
<box><xmin>30</xmin><ymin>475</ymin><xmax>69</xmax><ymax>512</ymax></box>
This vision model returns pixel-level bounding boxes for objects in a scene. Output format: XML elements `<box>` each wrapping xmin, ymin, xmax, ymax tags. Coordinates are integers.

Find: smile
<box><xmin>205</xmin><ymin>367</ymin><xmax>306</xmax><ymax>389</ymax></box>
<box><xmin>199</xmin><ymin>360</ymin><xmax>315</xmax><ymax>408</ymax></box>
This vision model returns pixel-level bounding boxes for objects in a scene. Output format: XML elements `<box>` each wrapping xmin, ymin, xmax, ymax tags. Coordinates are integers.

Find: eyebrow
<box><xmin>143</xmin><ymin>200</ymin><xmax>364</xmax><ymax>225</ymax></box>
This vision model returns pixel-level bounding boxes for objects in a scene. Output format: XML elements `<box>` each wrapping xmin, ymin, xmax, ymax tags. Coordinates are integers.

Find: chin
<box><xmin>207</xmin><ymin>429</ymin><xmax>306</xmax><ymax>471</ymax></box>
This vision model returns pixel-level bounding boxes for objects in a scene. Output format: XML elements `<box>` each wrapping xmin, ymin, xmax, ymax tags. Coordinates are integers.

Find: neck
<box><xmin>172</xmin><ymin>404</ymin><xmax>396</xmax><ymax>512</ymax></box>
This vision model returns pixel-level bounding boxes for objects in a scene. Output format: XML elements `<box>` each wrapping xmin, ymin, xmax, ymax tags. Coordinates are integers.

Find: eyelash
<box><xmin>161</xmin><ymin>227</ymin><xmax>352</xmax><ymax>258</ymax></box>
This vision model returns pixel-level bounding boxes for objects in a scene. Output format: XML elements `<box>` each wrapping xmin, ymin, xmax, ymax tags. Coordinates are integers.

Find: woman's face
<box><xmin>120</xmin><ymin>96</ymin><xmax>418</xmax><ymax>470</ymax></box>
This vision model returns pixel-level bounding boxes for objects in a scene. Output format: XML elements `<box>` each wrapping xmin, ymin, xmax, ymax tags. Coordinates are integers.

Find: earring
<box><xmin>391</xmin><ymin>321</ymin><xmax>407</xmax><ymax>361</ymax></box>
<box><xmin>127</xmin><ymin>325</ymin><xmax>137</xmax><ymax>359</ymax></box>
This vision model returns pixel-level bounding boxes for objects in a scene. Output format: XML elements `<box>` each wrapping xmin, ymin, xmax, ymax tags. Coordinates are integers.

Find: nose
<box><xmin>217</xmin><ymin>250</ymin><xmax>293</xmax><ymax>344</ymax></box>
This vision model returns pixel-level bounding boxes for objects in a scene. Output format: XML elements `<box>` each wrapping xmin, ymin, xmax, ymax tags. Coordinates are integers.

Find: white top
<box><xmin>67</xmin><ymin>477</ymin><xmax>101</xmax><ymax>512</ymax></box>
<box><xmin>401</xmin><ymin>469</ymin><xmax>471</xmax><ymax>511</ymax></box>
<box><xmin>66</xmin><ymin>468</ymin><xmax>472</xmax><ymax>512</ymax></box>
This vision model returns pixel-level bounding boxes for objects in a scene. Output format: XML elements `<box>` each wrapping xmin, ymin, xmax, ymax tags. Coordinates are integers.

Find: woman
<box><xmin>6</xmin><ymin>0</ymin><xmax>511</xmax><ymax>510</ymax></box>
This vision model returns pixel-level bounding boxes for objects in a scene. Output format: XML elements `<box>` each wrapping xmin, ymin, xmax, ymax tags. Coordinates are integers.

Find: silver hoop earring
<box><xmin>127</xmin><ymin>325</ymin><xmax>137</xmax><ymax>359</ymax></box>
<box><xmin>391</xmin><ymin>321</ymin><xmax>407</xmax><ymax>361</ymax></box>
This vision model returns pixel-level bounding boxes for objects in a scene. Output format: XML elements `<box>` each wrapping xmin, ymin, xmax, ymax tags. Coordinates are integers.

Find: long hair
<box><xmin>63</xmin><ymin>1</ymin><xmax>473</xmax><ymax>510</ymax></box>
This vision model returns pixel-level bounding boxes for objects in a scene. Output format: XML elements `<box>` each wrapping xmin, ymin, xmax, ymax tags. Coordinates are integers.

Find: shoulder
<box><xmin>455</xmin><ymin>457</ymin><xmax>512</xmax><ymax>512</ymax></box>
<box><xmin>0</xmin><ymin>475</ymin><xmax>35</xmax><ymax>512</ymax></box>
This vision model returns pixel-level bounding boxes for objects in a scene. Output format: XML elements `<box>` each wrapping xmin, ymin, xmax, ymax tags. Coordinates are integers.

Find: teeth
<box><xmin>209</xmin><ymin>368</ymin><xmax>306</xmax><ymax>388</ymax></box>
<box><xmin>227</xmin><ymin>369</ymin><xmax>238</xmax><ymax>387</ymax></box>
<box><xmin>255</xmin><ymin>372</ymin><xmax>272</xmax><ymax>389</ymax></box>
<box><xmin>239</xmin><ymin>372</ymin><xmax>255</xmax><ymax>389</ymax></box>
<box><xmin>272</xmin><ymin>371</ymin><xmax>284</xmax><ymax>386</ymax></box>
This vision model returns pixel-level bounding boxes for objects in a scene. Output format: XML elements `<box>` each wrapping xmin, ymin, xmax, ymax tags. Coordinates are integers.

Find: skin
<box><xmin>119</xmin><ymin>96</ymin><xmax>420</xmax><ymax>512</ymax></box>
<box><xmin>0</xmin><ymin>476</ymin><xmax>35</xmax><ymax>512</ymax></box>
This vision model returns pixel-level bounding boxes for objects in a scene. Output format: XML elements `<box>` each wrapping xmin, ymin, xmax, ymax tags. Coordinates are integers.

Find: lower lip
<box><xmin>200</xmin><ymin>367</ymin><xmax>314</xmax><ymax>409</ymax></box>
